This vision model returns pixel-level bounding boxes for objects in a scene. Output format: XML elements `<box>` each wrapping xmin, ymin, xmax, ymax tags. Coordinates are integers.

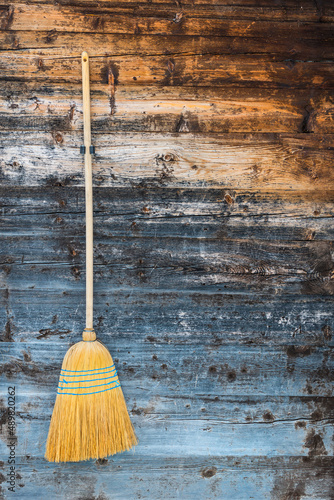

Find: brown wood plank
<box><xmin>1</xmin><ymin>82</ymin><xmax>333</xmax><ymax>133</ymax></box>
<box><xmin>1</xmin><ymin>0</ymin><xmax>331</xmax><ymax>22</ymax></box>
<box><xmin>0</xmin><ymin>51</ymin><xmax>333</xmax><ymax>88</ymax></box>
<box><xmin>1</xmin><ymin>1</ymin><xmax>334</xmax><ymax>25</ymax></box>
<box><xmin>1</xmin><ymin>30</ymin><xmax>333</xmax><ymax>59</ymax></box>
<box><xmin>1</xmin><ymin>4</ymin><xmax>334</xmax><ymax>36</ymax></box>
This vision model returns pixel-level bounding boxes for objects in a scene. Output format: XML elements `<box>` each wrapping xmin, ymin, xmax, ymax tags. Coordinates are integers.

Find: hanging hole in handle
<box><xmin>83</xmin><ymin>57</ymin><xmax>87</xmax><ymax>62</ymax></box>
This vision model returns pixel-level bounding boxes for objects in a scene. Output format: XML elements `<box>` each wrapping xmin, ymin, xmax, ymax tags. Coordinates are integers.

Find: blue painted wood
<box><xmin>1</xmin><ymin>341</ymin><xmax>333</xmax><ymax>396</ymax></box>
<box><xmin>0</xmin><ymin>189</ymin><xmax>333</xmax><ymax>499</ymax></box>
<box><xmin>0</xmin><ymin>457</ymin><xmax>333</xmax><ymax>500</ymax></box>
<box><xmin>1</xmin><ymin>415</ymin><xmax>333</xmax><ymax>460</ymax></box>
<box><xmin>0</xmin><ymin>184</ymin><xmax>333</xmax><ymax>498</ymax></box>
<box><xmin>0</xmin><ymin>341</ymin><xmax>333</xmax><ymax>497</ymax></box>
<box><xmin>1</xmin><ymin>187</ymin><xmax>333</xmax><ymax>242</ymax></box>
<box><xmin>0</xmin><ymin>287</ymin><xmax>332</xmax><ymax>346</ymax></box>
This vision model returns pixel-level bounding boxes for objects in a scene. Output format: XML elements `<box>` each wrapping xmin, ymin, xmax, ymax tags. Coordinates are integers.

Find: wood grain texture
<box><xmin>0</xmin><ymin>418</ymin><xmax>333</xmax><ymax>500</ymax></box>
<box><xmin>1</xmin><ymin>83</ymin><xmax>333</xmax><ymax>134</ymax></box>
<box><xmin>1</xmin><ymin>51</ymin><xmax>334</xmax><ymax>88</ymax></box>
<box><xmin>1</xmin><ymin>3</ymin><xmax>334</xmax><ymax>35</ymax></box>
<box><xmin>1</xmin><ymin>27</ymin><xmax>334</xmax><ymax>59</ymax></box>
<box><xmin>0</xmin><ymin>339</ymin><xmax>333</xmax><ymax>500</ymax></box>
<box><xmin>2</xmin><ymin>0</ymin><xmax>334</xmax><ymax>22</ymax></box>
<box><xmin>0</xmin><ymin>456</ymin><xmax>333</xmax><ymax>500</ymax></box>
<box><xmin>0</xmin><ymin>131</ymin><xmax>333</xmax><ymax>190</ymax></box>
<box><xmin>0</xmin><ymin>0</ymin><xmax>333</xmax><ymax>498</ymax></box>
<box><xmin>1</xmin><ymin>187</ymin><xmax>334</xmax><ymax>241</ymax></box>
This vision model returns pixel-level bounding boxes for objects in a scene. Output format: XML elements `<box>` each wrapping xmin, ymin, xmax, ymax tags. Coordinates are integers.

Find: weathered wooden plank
<box><xmin>0</xmin><ymin>95</ymin><xmax>306</xmax><ymax>134</ymax></box>
<box><xmin>1</xmin><ymin>186</ymin><xmax>333</xmax><ymax>218</ymax></box>
<box><xmin>1</xmin><ymin>231</ymin><xmax>333</xmax><ymax>284</ymax></box>
<box><xmin>0</xmin><ymin>185</ymin><xmax>333</xmax><ymax>241</ymax></box>
<box><xmin>0</xmin><ymin>456</ymin><xmax>333</xmax><ymax>500</ymax></box>
<box><xmin>0</xmin><ymin>87</ymin><xmax>307</xmax><ymax>134</ymax></box>
<box><xmin>1</xmin><ymin>81</ymin><xmax>332</xmax><ymax>105</ymax></box>
<box><xmin>0</xmin><ymin>286</ymin><xmax>333</xmax><ymax>344</ymax></box>
<box><xmin>2</xmin><ymin>0</ymin><xmax>332</xmax><ymax>23</ymax></box>
<box><xmin>1</xmin><ymin>83</ymin><xmax>333</xmax><ymax>134</ymax></box>
<box><xmin>0</xmin><ymin>51</ymin><xmax>333</xmax><ymax>88</ymax></box>
<box><xmin>1</xmin><ymin>28</ymin><xmax>333</xmax><ymax>60</ymax></box>
<box><xmin>2</xmin><ymin>0</ymin><xmax>333</xmax><ymax>22</ymax></box>
<box><xmin>2</xmin><ymin>388</ymin><xmax>333</xmax><ymax>459</ymax></box>
<box><xmin>0</xmin><ymin>186</ymin><xmax>333</xmax><ymax>214</ymax></box>
<box><xmin>1</xmin><ymin>208</ymin><xmax>333</xmax><ymax>293</ymax></box>
<box><xmin>1</xmin><ymin>341</ymin><xmax>333</xmax><ymax>397</ymax></box>
<box><xmin>2</xmin><ymin>390</ymin><xmax>333</xmax><ymax>424</ymax></box>
<box><xmin>1</xmin><ymin>3</ymin><xmax>334</xmax><ymax>36</ymax></box>
<box><xmin>1</xmin><ymin>209</ymin><xmax>333</xmax><ymax>241</ymax></box>
<box><xmin>1</xmin><ymin>411</ymin><xmax>333</xmax><ymax>460</ymax></box>
<box><xmin>1</xmin><ymin>132</ymin><xmax>333</xmax><ymax>190</ymax></box>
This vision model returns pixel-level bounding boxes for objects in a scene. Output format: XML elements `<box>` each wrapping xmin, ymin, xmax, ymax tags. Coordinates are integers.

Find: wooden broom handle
<box><xmin>81</xmin><ymin>52</ymin><xmax>94</xmax><ymax>330</ymax></box>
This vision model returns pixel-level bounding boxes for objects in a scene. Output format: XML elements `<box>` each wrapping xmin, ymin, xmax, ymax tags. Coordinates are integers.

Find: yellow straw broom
<box><xmin>45</xmin><ymin>52</ymin><xmax>138</xmax><ymax>462</ymax></box>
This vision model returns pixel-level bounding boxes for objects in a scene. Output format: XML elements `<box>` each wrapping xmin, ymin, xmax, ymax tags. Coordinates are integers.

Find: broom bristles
<box><xmin>45</xmin><ymin>335</ymin><xmax>138</xmax><ymax>462</ymax></box>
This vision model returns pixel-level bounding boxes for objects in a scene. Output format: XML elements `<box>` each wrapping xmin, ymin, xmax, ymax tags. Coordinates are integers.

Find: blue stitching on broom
<box><xmin>58</xmin><ymin>379</ymin><xmax>120</xmax><ymax>390</ymax></box>
<box><xmin>56</xmin><ymin>384</ymin><xmax>121</xmax><ymax>396</ymax></box>
<box><xmin>60</xmin><ymin>368</ymin><xmax>117</xmax><ymax>377</ymax></box>
<box><xmin>59</xmin><ymin>374</ymin><xmax>119</xmax><ymax>384</ymax></box>
<box><xmin>61</xmin><ymin>364</ymin><xmax>115</xmax><ymax>372</ymax></box>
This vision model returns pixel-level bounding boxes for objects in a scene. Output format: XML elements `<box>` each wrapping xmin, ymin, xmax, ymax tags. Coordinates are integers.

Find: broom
<box><xmin>45</xmin><ymin>52</ymin><xmax>138</xmax><ymax>462</ymax></box>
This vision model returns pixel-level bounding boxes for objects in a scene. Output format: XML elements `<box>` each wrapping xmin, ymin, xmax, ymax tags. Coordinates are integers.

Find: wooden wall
<box><xmin>0</xmin><ymin>1</ymin><xmax>333</xmax><ymax>498</ymax></box>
